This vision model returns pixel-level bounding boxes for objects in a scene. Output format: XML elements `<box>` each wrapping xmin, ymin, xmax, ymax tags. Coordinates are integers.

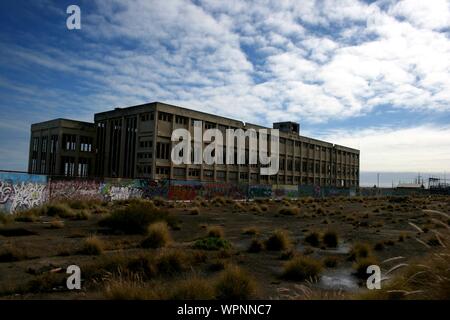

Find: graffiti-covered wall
<box><xmin>0</xmin><ymin>172</ymin><xmax>48</xmax><ymax>213</ymax></box>
<box><xmin>1</xmin><ymin>170</ymin><xmax>370</xmax><ymax>214</ymax></box>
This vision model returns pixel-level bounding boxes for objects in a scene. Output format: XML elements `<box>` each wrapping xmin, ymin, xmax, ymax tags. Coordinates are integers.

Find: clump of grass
<box><xmin>249</xmin><ymin>204</ymin><xmax>262</xmax><ymax>213</ymax></box>
<box><xmin>48</xmin><ymin>220</ymin><xmax>64</xmax><ymax>229</ymax></box>
<box><xmin>215</xmin><ymin>265</ymin><xmax>257</xmax><ymax>299</ymax></box>
<box><xmin>170</xmin><ymin>277</ymin><xmax>216</xmax><ymax>299</ymax></box>
<box><xmin>260</xmin><ymin>204</ymin><xmax>268</xmax><ymax>212</ymax></box>
<box><xmin>316</xmin><ymin>207</ymin><xmax>325</xmax><ymax>215</ymax></box>
<box><xmin>323</xmin><ymin>230</ymin><xmax>339</xmax><ymax>248</ymax></box>
<box><xmin>265</xmin><ymin>229</ymin><xmax>291</xmax><ymax>251</ymax></box>
<box><xmin>304</xmin><ymin>231</ymin><xmax>320</xmax><ymax>247</ymax></box>
<box><xmin>207</xmin><ymin>226</ymin><xmax>224</xmax><ymax>238</ymax></box>
<box><xmin>80</xmin><ymin>236</ymin><xmax>104</xmax><ymax>255</ymax></box>
<box><xmin>348</xmin><ymin>243</ymin><xmax>372</xmax><ymax>261</ymax></box>
<box><xmin>141</xmin><ymin>222</ymin><xmax>171</xmax><ymax>249</ymax></box>
<box><xmin>73</xmin><ymin>210</ymin><xmax>91</xmax><ymax>220</ymax></box>
<box><xmin>0</xmin><ymin>245</ymin><xmax>27</xmax><ymax>262</ymax></box>
<box><xmin>156</xmin><ymin>249</ymin><xmax>188</xmax><ymax>275</ymax></box>
<box><xmin>374</xmin><ymin>242</ymin><xmax>384</xmax><ymax>251</ymax></box>
<box><xmin>99</xmin><ymin>201</ymin><xmax>175</xmax><ymax>234</ymax></box>
<box><xmin>282</xmin><ymin>256</ymin><xmax>322</xmax><ymax>281</ymax></box>
<box><xmin>323</xmin><ymin>256</ymin><xmax>339</xmax><ymax>268</ymax></box>
<box><xmin>242</xmin><ymin>227</ymin><xmax>259</xmax><ymax>236</ymax></box>
<box><xmin>14</xmin><ymin>207</ymin><xmax>42</xmax><ymax>222</ymax></box>
<box><xmin>278</xmin><ymin>206</ymin><xmax>300</xmax><ymax>216</ymax></box>
<box><xmin>44</xmin><ymin>203</ymin><xmax>75</xmax><ymax>218</ymax></box>
<box><xmin>194</xmin><ymin>237</ymin><xmax>231</xmax><ymax>251</ymax></box>
<box><xmin>189</xmin><ymin>207</ymin><xmax>200</xmax><ymax>215</ymax></box>
<box><xmin>211</xmin><ymin>196</ymin><xmax>227</xmax><ymax>206</ymax></box>
<box><xmin>248</xmin><ymin>239</ymin><xmax>264</xmax><ymax>253</ymax></box>
<box><xmin>353</xmin><ymin>257</ymin><xmax>379</xmax><ymax>279</ymax></box>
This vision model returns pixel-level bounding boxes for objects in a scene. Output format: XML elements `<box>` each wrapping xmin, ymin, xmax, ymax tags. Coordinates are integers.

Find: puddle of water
<box><xmin>318</xmin><ymin>268</ymin><xmax>360</xmax><ymax>291</ymax></box>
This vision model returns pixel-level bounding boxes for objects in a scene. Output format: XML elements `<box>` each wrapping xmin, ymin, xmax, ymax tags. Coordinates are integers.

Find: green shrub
<box><xmin>215</xmin><ymin>265</ymin><xmax>257</xmax><ymax>299</ymax></box>
<box><xmin>265</xmin><ymin>229</ymin><xmax>291</xmax><ymax>251</ymax></box>
<box><xmin>282</xmin><ymin>256</ymin><xmax>322</xmax><ymax>281</ymax></box>
<box><xmin>99</xmin><ymin>201</ymin><xmax>175</xmax><ymax>234</ymax></box>
<box><xmin>141</xmin><ymin>222</ymin><xmax>171</xmax><ymax>249</ymax></box>
<box><xmin>194</xmin><ymin>237</ymin><xmax>231</xmax><ymax>251</ymax></box>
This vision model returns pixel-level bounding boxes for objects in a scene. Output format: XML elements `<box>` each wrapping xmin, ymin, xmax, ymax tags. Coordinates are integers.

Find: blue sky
<box><xmin>1</xmin><ymin>0</ymin><xmax>450</xmax><ymax>186</ymax></box>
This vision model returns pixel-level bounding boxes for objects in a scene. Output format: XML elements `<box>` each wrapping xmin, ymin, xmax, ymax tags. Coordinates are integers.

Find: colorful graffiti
<box><xmin>248</xmin><ymin>185</ymin><xmax>272</xmax><ymax>198</ymax></box>
<box><xmin>167</xmin><ymin>181</ymin><xmax>247</xmax><ymax>200</ymax></box>
<box><xmin>0</xmin><ymin>170</ymin><xmax>379</xmax><ymax>214</ymax></box>
<box><xmin>0</xmin><ymin>172</ymin><xmax>48</xmax><ymax>213</ymax></box>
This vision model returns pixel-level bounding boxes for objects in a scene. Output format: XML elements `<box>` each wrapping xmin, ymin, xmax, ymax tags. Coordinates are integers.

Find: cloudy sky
<box><xmin>0</xmin><ymin>0</ymin><xmax>449</xmax><ymax>185</ymax></box>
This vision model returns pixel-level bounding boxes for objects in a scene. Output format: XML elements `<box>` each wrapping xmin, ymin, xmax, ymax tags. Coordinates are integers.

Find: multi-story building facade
<box><xmin>93</xmin><ymin>102</ymin><xmax>359</xmax><ymax>187</ymax></box>
<box><xmin>29</xmin><ymin>102</ymin><xmax>359</xmax><ymax>187</ymax></box>
<box><xmin>28</xmin><ymin>119</ymin><xmax>96</xmax><ymax>177</ymax></box>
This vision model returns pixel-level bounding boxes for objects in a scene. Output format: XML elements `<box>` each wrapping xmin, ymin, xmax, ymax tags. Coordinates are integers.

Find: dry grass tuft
<box><xmin>215</xmin><ymin>265</ymin><xmax>258</xmax><ymax>299</ymax></box>
<box><xmin>141</xmin><ymin>222</ymin><xmax>171</xmax><ymax>249</ymax></box>
<box><xmin>265</xmin><ymin>229</ymin><xmax>291</xmax><ymax>251</ymax></box>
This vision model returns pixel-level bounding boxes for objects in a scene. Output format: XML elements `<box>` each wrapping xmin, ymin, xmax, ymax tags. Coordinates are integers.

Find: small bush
<box><xmin>189</xmin><ymin>207</ymin><xmax>200</xmax><ymax>215</ymax></box>
<box><xmin>215</xmin><ymin>265</ymin><xmax>257</xmax><ymax>299</ymax></box>
<box><xmin>211</xmin><ymin>197</ymin><xmax>227</xmax><ymax>206</ymax></box>
<box><xmin>304</xmin><ymin>231</ymin><xmax>320</xmax><ymax>247</ymax></box>
<box><xmin>323</xmin><ymin>230</ymin><xmax>339</xmax><ymax>248</ymax></box>
<box><xmin>324</xmin><ymin>256</ymin><xmax>339</xmax><ymax>268</ymax></box>
<box><xmin>80</xmin><ymin>236</ymin><xmax>104</xmax><ymax>255</ymax></box>
<box><xmin>278</xmin><ymin>206</ymin><xmax>300</xmax><ymax>216</ymax></box>
<box><xmin>141</xmin><ymin>222</ymin><xmax>171</xmax><ymax>249</ymax></box>
<box><xmin>170</xmin><ymin>277</ymin><xmax>215</xmax><ymax>299</ymax></box>
<box><xmin>44</xmin><ymin>203</ymin><xmax>75</xmax><ymax>218</ymax></box>
<box><xmin>242</xmin><ymin>227</ymin><xmax>259</xmax><ymax>236</ymax></box>
<box><xmin>282</xmin><ymin>256</ymin><xmax>322</xmax><ymax>281</ymax></box>
<box><xmin>374</xmin><ymin>242</ymin><xmax>384</xmax><ymax>251</ymax></box>
<box><xmin>14</xmin><ymin>207</ymin><xmax>42</xmax><ymax>222</ymax></box>
<box><xmin>353</xmin><ymin>257</ymin><xmax>378</xmax><ymax>279</ymax></box>
<box><xmin>348</xmin><ymin>243</ymin><xmax>372</xmax><ymax>261</ymax></box>
<box><xmin>99</xmin><ymin>201</ymin><xmax>175</xmax><ymax>234</ymax></box>
<box><xmin>248</xmin><ymin>239</ymin><xmax>264</xmax><ymax>253</ymax></box>
<box><xmin>156</xmin><ymin>250</ymin><xmax>188</xmax><ymax>275</ymax></box>
<box><xmin>265</xmin><ymin>229</ymin><xmax>291</xmax><ymax>251</ymax></box>
<box><xmin>0</xmin><ymin>245</ymin><xmax>27</xmax><ymax>262</ymax></box>
<box><xmin>73</xmin><ymin>210</ymin><xmax>91</xmax><ymax>220</ymax></box>
<box><xmin>207</xmin><ymin>226</ymin><xmax>224</xmax><ymax>238</ymax></box>
<box><xmin>49</xmin><ymin>220</ymin><xmax>64</xmax><ymax>229</ymax></box>
<box><xmin>194</xmin><ymin>237</ymin><xmax>231</xmax><ymax>251</ymax></box>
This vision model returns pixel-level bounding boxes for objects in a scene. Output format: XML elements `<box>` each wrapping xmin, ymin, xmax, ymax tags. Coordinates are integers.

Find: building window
<box><xmin>217</xmin><ymin>171</ymin><xmax>226</xmax><ymax>180</ymax></box>
<box><xmin>63</xmin><ymin>134</ymin><xmax>77</xmax><ymax>151</ymax></box>
<box><xmin>156</xmin><ymin>142</ymin><xmax>170</xmax><ymax>160</ymax></box>
<box><xmin>240</xmin><ymin>172</ymin><xmax>248</xmax><ymax>180</ymax></box>
<box><xmin>173</xmin><ymin>167</ymin><xmax>186</xmax><ymax>177</ymax></box>
<box><xmin>140</xmin><ymin>112</ymin><xmax>154</xmax><ymax>122</ymax></box>
<box><xmin>62</xmin><ymin>156</ymin><xmax>76</xmax><ymax>176</ymax></box>
<box><xmin>156</xmin><ymin>166</ymin><xmax>170</xmax><ymax>175</ymax></box>
<box><xmin>203</xmin><ymin>170</ymin><xmax>214</xmax><ymax>179</ymax></box>
<box><xmin>158</xmin><ymin>112</ymin><xmax>172</xmax><ymax>122</ymax></box>
<box><xmin>229</xmin><ymin>171</ymin><xmax>238</xmax><ymax>180</ymax></box>
<box><xmin>188</xmin><ymin>168</ymin><xmax>200</xmax><ymax>177</ymax></box>
<box><xmin>139</xmin><ymin>139</ymin><xmax>153</xmax><ymax>148</ymax></box>
<box><xmin>175</xmin><ymin>115</ymin><xmax>187</xmax><ymax>125</ymax></box>
<box><xmin>205</xmin><ymin>122</ymin><xmax>215</xmax><ymax>129</ymax></box>
<box><xmin>78</xmin><ymin>158</ymin><xmax>89</xmax><ymax>177</ymax></box>
<box><xmin>137</xmin><ymin>152</ymin><xmax>152</xmax><ymax>159</ymax></box>
<box><xmin>80</xmin><ymin>136</ymin><xmax>93</xmax><ymax>152</ymax></box>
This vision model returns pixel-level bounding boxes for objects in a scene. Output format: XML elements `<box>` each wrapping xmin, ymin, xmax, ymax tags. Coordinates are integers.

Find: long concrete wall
<box><xmin>0</xmin><ymin>171</ymin><xmax>365</xmax><ymax>213</ymax></box>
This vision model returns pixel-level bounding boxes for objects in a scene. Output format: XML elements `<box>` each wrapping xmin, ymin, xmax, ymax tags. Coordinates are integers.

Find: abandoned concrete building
<box><xmin>29</xmin><ymin>102</ymin><xmax>360</xmax><ymax>187</ymax></box>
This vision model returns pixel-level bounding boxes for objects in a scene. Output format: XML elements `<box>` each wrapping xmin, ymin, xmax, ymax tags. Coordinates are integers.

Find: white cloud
<box><xmin>317</xmin><ymin>125</ymin><xmax>450</xmax><ymax>172</ymax></box>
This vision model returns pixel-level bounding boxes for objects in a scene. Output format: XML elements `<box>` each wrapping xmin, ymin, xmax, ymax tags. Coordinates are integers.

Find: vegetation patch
<box><xmin>194</xmin><ymin>237</ymin><xmax>231</xmax><ymax>251</ymax></box>
<box><xmin>282</xmin><ymin>256</ymin><xmax>322</xmax><ymax>281</ymax></box>
<box><xmin>265</xmin><ymin>229</ymin><xmax>291</xmax><ymax>251</ymax></box>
